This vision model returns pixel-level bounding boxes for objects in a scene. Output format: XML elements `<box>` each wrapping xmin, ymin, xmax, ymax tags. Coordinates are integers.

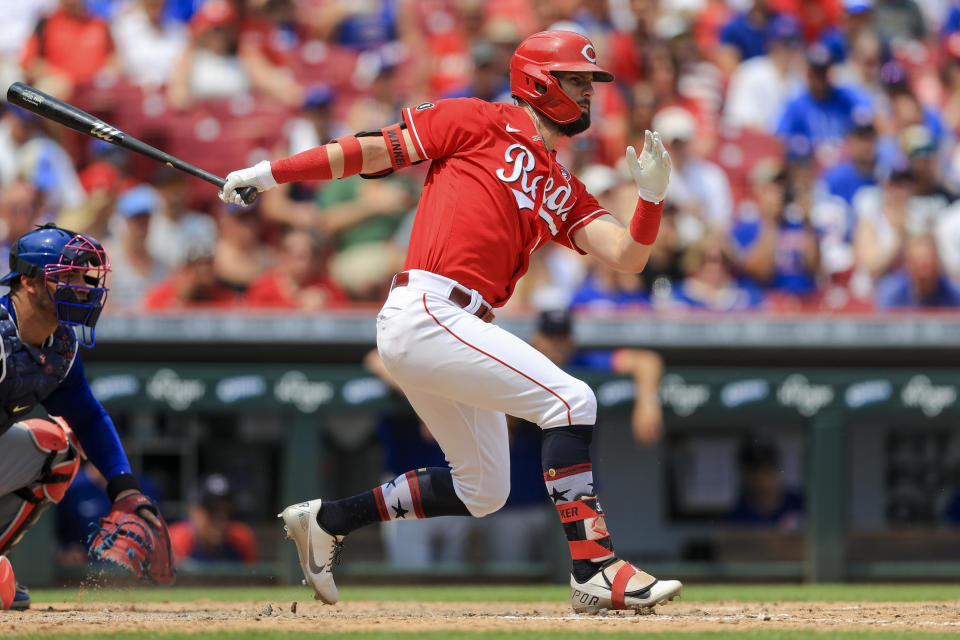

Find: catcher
<box><xmin>0</xmin><ymin>223</ymin><xmax>174</xmax><ymax>611</ymax></box>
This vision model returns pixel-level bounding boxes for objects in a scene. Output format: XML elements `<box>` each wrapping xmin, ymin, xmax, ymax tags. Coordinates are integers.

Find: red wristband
<box><xmin>272</xmin><ymin>146</ymin><xmax>332</xmax><ymax>183</ymax></box>
<box><xmin>381</xmin><ymin>123</ymin><xmax>410</xmax><ymax>171</ymax></box>
<box><xmin>334</xmin><ymin>136</ymin><xmax>364</xmax><ymax>178</ymax></box>
<box><xmin>629</xmin><ymin>198</ymin><xmax>663</xmax><ymax>245</ymax></box>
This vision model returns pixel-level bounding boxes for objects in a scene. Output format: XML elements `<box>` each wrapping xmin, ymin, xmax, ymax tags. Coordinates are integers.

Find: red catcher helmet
<box><xmin>510</xmin><ymin>30</ymin><xmax>614</xmax><ymax>125</ymax></box>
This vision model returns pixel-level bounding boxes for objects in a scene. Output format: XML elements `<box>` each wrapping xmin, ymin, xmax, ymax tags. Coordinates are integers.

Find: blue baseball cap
<box><xmin>117</xmin><ymin>185</ymin><xmax>159</xmax><ymax>218</ymax></box>
<box><xmin>844</xmin><ymin>0</ymin><xmax>873</xmax><ymax>14</ymax></box>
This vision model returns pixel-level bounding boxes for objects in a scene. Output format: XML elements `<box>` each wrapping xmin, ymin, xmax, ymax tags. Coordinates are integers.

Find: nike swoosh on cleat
<box><xmin>307</xmin><ymin>529</ymin><xmax>325</xmax><ymax>574</ymax></box>
<box><xmin>13</xmin><ymin>405</ymin><xmax>29</xmax><ymax>413</ymax></box>
<box><xmin>506</xmin><ymin>124</ymin><xmax>521</xmax><ymax>133</ymax></box>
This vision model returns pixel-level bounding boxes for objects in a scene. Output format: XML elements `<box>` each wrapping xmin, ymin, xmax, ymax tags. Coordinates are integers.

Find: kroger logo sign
<box><xmin>274</xmin><ymin>371</ymin><xmax>334</xmax><ymax>413</ymax></box>
<box><xmin>660</xmin><ymin>374</ymin><xmax>710</xmax><ymax>416</ymax></box>
<box><xmin>777</xmin><ymin>374</ymin><xmax>833</xmax><ymax>416</ymax></box>
<box><xmin>146</xmin><ymin>369</ymin><xmax>205</xmax><ymax>411</ymax></box>
<box><xmin>901</xmin><ymin>375</ymin><xmax>957</xmax><ymax>417</ymax></box>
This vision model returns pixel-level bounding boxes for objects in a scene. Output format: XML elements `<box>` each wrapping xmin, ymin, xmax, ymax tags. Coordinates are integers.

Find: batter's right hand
<box><xmin>219</xmin><ymin>160</ymin><xmax>278</xmax><ymax>205</ymax></box>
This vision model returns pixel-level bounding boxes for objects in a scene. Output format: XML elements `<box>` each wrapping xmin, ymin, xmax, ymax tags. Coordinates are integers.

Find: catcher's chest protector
<box><xmin>0</xmin><ymin>307</ymin><xmax>77</xmax><ymax>437</ymax></box>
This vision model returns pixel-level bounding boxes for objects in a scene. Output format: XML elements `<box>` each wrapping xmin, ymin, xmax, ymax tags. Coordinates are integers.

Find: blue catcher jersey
<box><xmin>0</xmin><ymin>295</ymin><xmax>132</xmax><ymax>480</ymax></box>
<box><xmin>0</xmin><ymin>300</ymin><xmax>76</xmax><ymax>436</ymax></box>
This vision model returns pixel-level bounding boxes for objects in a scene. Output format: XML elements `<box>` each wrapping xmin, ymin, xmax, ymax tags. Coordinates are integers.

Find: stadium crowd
<box><xmin>3</xmin><ymin>0</ymin><xmax>960</xmax><ymax>313</ymax></box>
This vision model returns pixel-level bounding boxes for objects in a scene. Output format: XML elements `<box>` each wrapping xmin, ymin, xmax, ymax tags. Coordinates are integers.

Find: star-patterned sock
<box><xmin>542</xmin><ymin>425</ymin><xmax>615</xmax><ymax>582</ymax></box>
<box><xmin>317</xmin><ymin>467</ymin><xmax>470</xmax><ymax>536</ymax></box>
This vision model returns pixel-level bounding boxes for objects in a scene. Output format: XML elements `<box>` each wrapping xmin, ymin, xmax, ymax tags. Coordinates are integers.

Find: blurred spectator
<box><xmin>262</xmin><ymin>85</ymin><xmax>347</xmax><ymax>226</ymax></box>
<box><xmin>776</xmin><ymin>42</ymin><xmax>873</xmax><ymax>168</ymax></box>
<box><xmin>716</xmin><ymin>0</ymin><xmax>781</xmax><ymax>76</ymax></box>
<box><xmin>852</xmin><ymin>169</ymin><xmax>914</xmax><ymax>287</ymax></box>
<box><xmin>345</xmin><ymin>53</ymin><xmax>409</xmax><ymax>133</ymax></box>
<box><xmin>19</xmin><ymin>0</ymin><xmax>118</xmax><ymax>100</ymax></box>
<box><xmin>313</xmin><ymin>0</ymin><xmax>398</xmax><ymax>52</ymax></box>
<box><xmin>820</xmin><ymin>0</ymin><xmax>875</xmax><ymax>63</ymax></box>
<box><xmin>901</xmin><ymin>124</ymin><xmax>955</xmax><ymax>223</ymax></box>
<box><xmin>732</xmin><ymin>161</ymin><xmax>820</xmax><ymax>301</ymax></box>
<box><xmin>606</xmin><ymin>0</ymin><xmax>664</xmax><ymax>88</ymax></box>
<box><xmin>723</xmin><ymin>14</ymin><xmax>806</xmax><ymax>135</ymax></box>
<box><xmin>833</xmin><ymin>30</ymin><xmax>886</xmax><ymax>106</ymax></box>
<box><xmin>569</xmin><ymin>258</ymin><xmax>650</xmax><ymax>312</ymax></box>
<box><xmin>57</xmin><ymin>160</ymin><xmax>125</xmax><ymax>238</ymax></box>
<box><xmin>726</xmin><ymin>439</ymin><xmax>804</xmax><ymax>530</ymax></box>
<box><xmin>0</xmin><ymin>105</ymin><xmax>84</xmax><ymax>211</ymax></box>
<box><xmin>398</xmin><ymin>0</ymin><xmax>472</xmax><ymax>99</ymax></box>
<box><xmin>167</xmin><ymin>0</ymin><xmax>249</xmax><ymax>110</ymax></box>
<box><xmin>168</xmin><ymin>473</ymin><xmax>258</xmax><ymax>565</ymax></box>
<box><xmin>103</xmin><ymin>184</ymin><xmax>168</xmax><ymax>309</ymax></box>
<box><xmin>441</xmin><ymin>41</ymin><xmax>511</xmax><ymax>102</ymax></box>
<box><xmin>318</xmin><ymin>176</ymin><xmax>414</xmax><ymax>302</ymax></box>
<box><xmin>0</xmin><ymin>179</ymin><xmax>43</xmax><ymax>258</ymax></box>
<box><xmin>245</xmin><ymin>227</ymin><xmax>347</xmax><ymax>309</ymax></box>
<box><xmin>655</xmin><ymin>106</ymin><xmax>733</xmax><ymax>246</ymax></box>
<box><xmin>0</xmin><ymin>0</ymin><xmax>56</xmax><ymax>91</ymax></box>
<box><xmin>873</xmin><ymin>0</ymin><xmax>926</xmax><ymax>42</ymax></box>
<box><xmin>934</xmin><ymin>198</ymin><xmax>960</xmax><ymax>281</ymax></box>
<box><xmin>674</xmin><ymin>231</ymin><xmax>766</xmax><ymax>310</ymax></box>
<box><xmin>874</xmin><ymin>232</ymin><xmax>960</xmax><ymax>308</ymax></box>
<box><xmin>111</xmin><ymin>0</ymin><xmax>189</xmax><ymax>90</ymax></box>
<box><xmin>879</xmin><ymin>81</ymin><xmax>945</xmax><ymax>170</ymax></box>
<box><xmin>820</xmin><ymin>119</ymin><xmax>881</xmax><ymax>205</ymax></box>
<box><xmin>237</xmin><ymin>0</ymin><xmax>306</xmax><ymax>108</ymax></box>
<box><xmin>213</xmin><ymin>202</ymin><xmax>274</xmax><ymax>292</ymax></box>
<box><xmin>142</xmin><ymin>243</ymin><xmax>237</xmax><ymax>309</ymax></box>
<box><xmin>147</xmin><ymin>166</ymin><xmax>217</xmax><ymax>271</ymax></box>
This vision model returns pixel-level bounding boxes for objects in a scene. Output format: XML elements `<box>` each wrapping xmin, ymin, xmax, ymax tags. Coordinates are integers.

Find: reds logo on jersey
<box><xmin>495</xmin><ymin>143</ymin><xmax>575</xmax><ymax>236</ymax></box>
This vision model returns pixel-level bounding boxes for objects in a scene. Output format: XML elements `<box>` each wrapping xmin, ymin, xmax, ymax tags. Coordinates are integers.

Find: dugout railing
<box><xmin>11</xmin><ymin>356</ymin><xmax>960</xmax><ymax>587</ymax></box>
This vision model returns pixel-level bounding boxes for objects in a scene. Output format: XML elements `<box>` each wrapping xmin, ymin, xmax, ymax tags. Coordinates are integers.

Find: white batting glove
<box><xmin>626</xmin><ymin>130</ymin><xmax>672</xmax><ymax>203</ymax></box>
<box><xmin>219</xmin><ymin>160</ymin><xmax>278</xmax><ymax>205</ymax></box>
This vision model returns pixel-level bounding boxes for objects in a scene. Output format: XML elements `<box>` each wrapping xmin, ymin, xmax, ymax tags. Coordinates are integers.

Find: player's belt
<box><xmin>391</xmin><ymin>271</ymin><xmax>495</xmax><ymax>323</ymax></box>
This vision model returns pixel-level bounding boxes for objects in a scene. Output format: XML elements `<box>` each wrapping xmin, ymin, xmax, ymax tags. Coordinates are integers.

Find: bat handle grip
<box><xmin>238</xmin><ymin>186</ymin><xmax>258</xmax><ymax>205</ymax></box>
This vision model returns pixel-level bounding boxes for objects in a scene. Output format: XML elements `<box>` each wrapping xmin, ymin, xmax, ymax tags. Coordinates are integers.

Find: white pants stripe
<box><xmin>376</xmin><ymin>271</ymin><xmax>597</xmax><ymax>517</ymax></box>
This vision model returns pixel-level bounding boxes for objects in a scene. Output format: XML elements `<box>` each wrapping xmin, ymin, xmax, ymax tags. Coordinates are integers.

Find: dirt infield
<box><xmin>4</xmin><ymin>599</ymin><xmax>960</xmax><ymax>635</ymax></box>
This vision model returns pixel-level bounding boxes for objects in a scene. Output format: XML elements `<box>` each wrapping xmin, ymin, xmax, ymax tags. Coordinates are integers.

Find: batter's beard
<box><xmin>558</xmin><ymin>111</ymin><xmax>591</xmax><ymax>137</ymax></box>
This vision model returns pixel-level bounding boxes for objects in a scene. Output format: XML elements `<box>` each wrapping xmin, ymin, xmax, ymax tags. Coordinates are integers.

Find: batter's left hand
<box><xmin>626</xmin><ymin>130</ymin><xmax>671</xmax><ymax>203</ymax></box>
<box><xmin>220</xmin><ymin>160</ymin><xmax>277</xmax><ymax>205</ymax></box>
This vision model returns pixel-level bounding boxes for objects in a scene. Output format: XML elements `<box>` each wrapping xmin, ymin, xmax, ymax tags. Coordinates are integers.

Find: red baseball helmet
<box><xmin>510</xmin><ymin>30</ymin><xmax>614</xmax><ymax>125</ymax></box>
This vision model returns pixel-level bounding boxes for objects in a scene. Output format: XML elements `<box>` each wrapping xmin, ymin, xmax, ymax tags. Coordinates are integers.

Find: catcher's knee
<box><xmin>540</xmin><ymin>379</ymin><xmax>597</xmax><ymax>429</ymax></box>
<box><xmin>0</xmin><ymin>417</ymin><xmax>85</xmax><ymax>554</ymax></box>
<box><xmin>453</xmin><ymin>473</ymin><xmax>510</xmax><ymax>518</ymax></box>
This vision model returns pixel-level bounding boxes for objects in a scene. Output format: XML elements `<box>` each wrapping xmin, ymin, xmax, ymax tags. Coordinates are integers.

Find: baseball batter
<box><xmin>222</xmin><ymin>30</ymin><xmax>681</xmax><ymax>612</ymax></box>
<box><xmin>0</xmin><ymin>224</ymin><xmax>173</xmax><ymax>611</ymax></box>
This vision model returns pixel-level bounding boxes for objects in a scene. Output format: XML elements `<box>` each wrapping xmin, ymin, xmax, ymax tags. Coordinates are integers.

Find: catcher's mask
<box><xmin>510</xmin><ymin>30</ymin><xmax>614</xmax><ymax>125</ymax></box>
<box><xmin>1</xmin><ymin>223</ymin><xmax>110</xmax><ymax>346</ymax></box>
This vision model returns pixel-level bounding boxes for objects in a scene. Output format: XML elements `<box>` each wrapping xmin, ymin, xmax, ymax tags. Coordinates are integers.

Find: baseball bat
<box><xmin>5</xmin><ymin>82</ymin><xmax>258</xmax><ymax>205</ymax></box>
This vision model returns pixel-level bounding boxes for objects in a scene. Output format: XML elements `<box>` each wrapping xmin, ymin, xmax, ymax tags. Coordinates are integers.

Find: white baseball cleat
<box><xmin>570</xmin><ymin>559</ymin><xmax>682</xmax><ymax>613</ymax></box>
<box><xmin>279</xmin><ymin>499</ymin><xmax>343</xmax><ymax>604</ymax></box>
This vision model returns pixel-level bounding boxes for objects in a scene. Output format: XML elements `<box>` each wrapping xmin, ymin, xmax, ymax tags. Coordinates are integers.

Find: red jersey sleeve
<box><xmin>400</xmin><ymin>98</ymin><xmax>489</xmax><ymax>160</ymax></box>
<box><xmin>551</xmin><ymin>176</ymin><xmax>609</xmax><ymax>255</ymax></box>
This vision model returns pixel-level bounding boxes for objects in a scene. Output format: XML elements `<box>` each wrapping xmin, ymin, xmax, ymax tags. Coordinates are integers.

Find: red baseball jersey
<box><xmin>401</xmin><ymin>98</ymin><xmax>609</xmax><ymax>306</ymax></box>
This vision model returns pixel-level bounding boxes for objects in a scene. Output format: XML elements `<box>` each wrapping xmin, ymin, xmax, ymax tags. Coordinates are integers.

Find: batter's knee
<box><xmin>541</xmin><ymin>378</ymin><xmax>597</xmax><ymax>429</ymax></box>
<box><xmin>452</xmin><ymin>472</ymin><xmax>510</xmax><ymax>518</ymax></box>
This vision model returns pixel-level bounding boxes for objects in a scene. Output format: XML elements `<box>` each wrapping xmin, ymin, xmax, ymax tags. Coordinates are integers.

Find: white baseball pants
<box><xmin>376</xmin><ymin>270</ymin><xmax>597</xmax><ymax>517</ymax></box>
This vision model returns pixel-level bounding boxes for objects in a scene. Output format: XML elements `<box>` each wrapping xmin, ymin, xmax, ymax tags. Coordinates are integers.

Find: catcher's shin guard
<box><xmin>0</xmin><ymin>557</ymin><xmax>14</xmax><ymax>610</ymax></box>
<box><xmin>0</xmin><ymin>417</ymin><xmax>84</xmax><ymax>555</ymax></box>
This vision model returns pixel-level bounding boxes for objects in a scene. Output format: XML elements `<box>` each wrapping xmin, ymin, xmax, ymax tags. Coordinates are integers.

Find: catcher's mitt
<box><xmin>88</xmin><ymin>493</ymin><xmax>175</xmax><ymax>584</ymax></box>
